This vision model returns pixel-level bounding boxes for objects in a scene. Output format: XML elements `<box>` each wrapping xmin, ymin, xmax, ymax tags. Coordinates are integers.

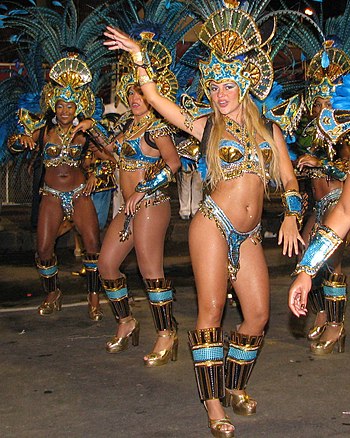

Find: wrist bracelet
<box><xmin>132</xmin><ymin>51</ymin><xmax>143</xmax><ymax>65</ymax></box>
<box><xmin>138</xmin><ymin>75</ymin><xmax>154</xmax><ymax>86</ymax></box>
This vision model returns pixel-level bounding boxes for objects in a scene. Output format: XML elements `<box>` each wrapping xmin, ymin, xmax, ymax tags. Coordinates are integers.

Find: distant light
<box><xmin>305</xmin><ymin>8</ymin><xmax>314</xmax><ymax>16</ymax></box>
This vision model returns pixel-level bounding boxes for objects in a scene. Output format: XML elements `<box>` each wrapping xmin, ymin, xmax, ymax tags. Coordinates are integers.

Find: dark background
<box><xmin>0</xmin><ymin>0</ymin><xmax>346</xmax><ymax>62</ymax></box>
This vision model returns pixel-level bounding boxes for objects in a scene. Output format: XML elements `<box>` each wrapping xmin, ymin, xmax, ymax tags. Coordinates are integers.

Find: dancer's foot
<box><xmin>205</xmin><ymin>399</ymin><xmax>235</xmax><ymax>437</ymax></box>
<box><xmin>143</xmin><ymin>330</ymin><xmax>178</xmax><ymax>366</ymax></box>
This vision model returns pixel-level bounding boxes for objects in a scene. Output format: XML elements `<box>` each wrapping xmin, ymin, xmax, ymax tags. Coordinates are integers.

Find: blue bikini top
<box><xmin>118</xmin><ymin>136</ymin><xmax>160</xmax><ymax>171</ymax></box>
<box><xmin>219</xmin><ymin>138</ymin><xmax>272</xmax><ymax>183</ymax></box>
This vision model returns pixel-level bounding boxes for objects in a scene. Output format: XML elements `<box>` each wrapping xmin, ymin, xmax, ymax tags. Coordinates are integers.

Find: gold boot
<box><xmin>143</xmin><ymin>278</ymin><xmax>178</xmax><ymax>366</ymax></box>
<box><xmin>36</xmin><ymin>254</ymin><xmax>61</xmax><ymax>316</ymax></box>
<box><xmin>224</xmin><ymin>332</ymin><xmax>264</xmax><ymax>416</ymax></box>
<box><xmin>87</xmin><ymin>292</ymin><xmax>103</xmax><ymax>321</ymax></box>
<box><xmin>38</xmin><ymin>290</ymin><xmax>63</xmax><ymax>316</ymax></box>
<box><xmin>106</xmin><ymin>317</ymin><xmax>140</xmax><ymax>353</ymax></box>
<box><xmin>311</xmin><ymin>273</ymin><xmax>347</xmax><ymax>355</ymax></box>
<box><xmin>310</xmin><ymin>323</ymin><xmax>346</xmax><ymax>355</ymax></box>
<box><xmin>144</xmin><ymin>332</ymin><xmax>178</xmax><ymax>367</ymax></box>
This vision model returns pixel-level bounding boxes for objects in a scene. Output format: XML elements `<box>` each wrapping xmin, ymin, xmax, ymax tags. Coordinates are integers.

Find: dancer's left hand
<box><xmin>288</xmin><ymin>272</ymin><xmax>311</xmax><ymax>317</ymax></box>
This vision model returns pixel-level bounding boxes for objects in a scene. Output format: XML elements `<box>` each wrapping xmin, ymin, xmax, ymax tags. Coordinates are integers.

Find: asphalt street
<box><xmin>1</xmin><ymin>243</ymin><xmax>350</xmax><ymax>438</ymax></box>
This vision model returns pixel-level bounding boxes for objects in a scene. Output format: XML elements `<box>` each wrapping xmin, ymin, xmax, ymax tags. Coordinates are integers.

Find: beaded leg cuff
<box><xmin>144</xmin><ymin>278</ymin><xmax>176</xmax><ymax>332</ymax></box>
<box><xmin>83</xmin><ymin>253</ymin><xmax>101</xmax><ymax>293</ymax></box>
<box><xmin>188</xmin><ymin>328</ymin><xmax>225</xmax><ymax>401</ymax></box>
<box><xmin>308</xmin><ymin>287</ymin><xmax>325</xmax><ymax>314</ymax></box>
<box><xmin>323</xmin><ymin>273</ymin><xmax>347</xmax><ymax>324</ymax></box>
<box><xmin>225</xmin><ymin>332</ymin><xmax>264</xmax><ymax>391</ymax></box>
<box><xmin>35</xmin><ymin>254</ymin><xmax>59</xmax><ymax>294</ymax></box>
<box><xmin>101</xmin><ymin>277</ymin><xmax>130</xmax><ymax>320</ymax></box>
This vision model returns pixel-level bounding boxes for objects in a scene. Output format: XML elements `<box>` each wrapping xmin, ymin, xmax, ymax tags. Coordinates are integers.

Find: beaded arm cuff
<box><xmin>133</xmin><ymin>50</ymin><xmax>155</xmax><ymax>82</ymax></box>
<box><xmin>135</xmin><ymin>163</ymin><xmax>174</xmax><ymax>195</ymax></box>
<box><xmin>319</xmin><ymin>158</ymin><xmax>348</xmax><ymax>181</ymax></box>
<box><xmin>86</xmin><ymin>120</ymin><xmax>111</xmax><ymax>149</ymax></box>
<box><xmin>7</xmin><ymin>134</ymin><xmax>26</xmax><ymax>153</ymax></box>
<box><xmin>293</xmin><ymin>225</ymin><xmax>343</xmax><ymax>277</ymax></box>
<box><xmin>281</xmin><ymin>189</ymin><xmax>303</xmax><ymax>228</ymax></box>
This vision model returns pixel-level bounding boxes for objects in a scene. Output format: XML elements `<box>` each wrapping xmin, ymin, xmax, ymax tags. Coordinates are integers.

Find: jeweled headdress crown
<box><xmin>42</xmin><ymin>54</ymin><xmax>95</xmax><ymax>117</ymax></box>
<box><xmin>117</xmin><ymin>33</ymin><xmax>178</xmax><ymax>107</ymax></box>
<box><xmin>198</xmin><ymin>6</ymin><xmax>274</xmax><ymax>102</ymax></box>
<box><xmin>306</xmin><ymin>44</ymin><xmax>350</xmax><ymax>113</ymax></box>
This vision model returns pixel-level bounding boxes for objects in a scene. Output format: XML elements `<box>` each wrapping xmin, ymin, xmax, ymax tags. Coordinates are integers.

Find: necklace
<box><xmin>55</xmin><ymin>124</ymin><xmax>74</xmax><ymax>146</ymax></box>
<box><xmin>223</xmin><ymin>116</ymin><xmax>248</xmax><ymax>146</ymax></box>
<box><xmin>124</xmin><ymin>112</ymin><xmax>156</xmax><ymax>140</ymax></box>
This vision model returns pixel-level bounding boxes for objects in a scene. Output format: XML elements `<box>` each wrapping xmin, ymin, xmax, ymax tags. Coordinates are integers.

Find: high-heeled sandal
<box><xmin>38</xmin><ymin>290</ymin><xmax>63</xmax><ymax>316</ymax></box>
<box><xmin>87</xmin><ymin>292</ymin><xmax>103</xmax><ymax>321</ymax></box>
<box><xmin>307</xmin><ymin>322</ymin><xmax>327</xmax><ymax>341</ymax></box>
<box><xmin>143</xmin><ymin>332</ymin><xmax>178</xmax><ymax>367</ymax></box>
<box><xmin>310</xmin><ymin>323</ymin><xmax>346</xmax><ymax>355</ymax></box>
<box><xmin>106</xmin><ymin>317</ymin><xmax>140</xmax><ymax>353</ymax></box>
<box><xmin>224</xmin><ymin>388</ymin><xmax>257</xmax><ymax>416</ymax></box>
<box><xmin>204</xmin><ymin>402</ymin><xmax>235</xmax><ymax>437</ymax></box>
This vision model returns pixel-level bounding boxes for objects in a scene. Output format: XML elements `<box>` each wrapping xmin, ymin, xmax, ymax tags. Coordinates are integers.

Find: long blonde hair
<box><xmin>206</xmin><ymin>94</ymin><xmax>281</xmax><ymax>192</ymax></box>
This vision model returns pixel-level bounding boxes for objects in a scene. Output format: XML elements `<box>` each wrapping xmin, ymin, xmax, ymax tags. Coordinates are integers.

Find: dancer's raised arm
<box><xmin>103</xmin><ymin>26</ymin><xmax>207</xmax><ymax>140</ymax></box>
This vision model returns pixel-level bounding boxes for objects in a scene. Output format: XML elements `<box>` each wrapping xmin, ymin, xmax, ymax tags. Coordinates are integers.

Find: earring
<box><xmin>52</xmin><ymin>116</ymin><xmax>57</xmax><ymax>125</ymax></box>
<box><xmin>73</xmin><ymin>117</ymin><xmax>79</xmax><ymax>127</ymax></box>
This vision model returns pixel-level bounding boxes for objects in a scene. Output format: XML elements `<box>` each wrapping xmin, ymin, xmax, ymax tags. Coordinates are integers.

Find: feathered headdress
<box><xmin>305</xmin><ymin>44</ymin><xmax>350</xmax><ymax>112</ymax></box>
<box><xmin>107</xmin><ymin>0</ymin><xmax>199</xmax><ymax>107</ymax></box>
<box><xmin>116</xmin><ymin>32</ymin><xmax>178</xmax><ymax>107</ymax></box>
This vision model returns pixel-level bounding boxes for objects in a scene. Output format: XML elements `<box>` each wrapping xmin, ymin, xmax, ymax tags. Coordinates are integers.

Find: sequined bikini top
<box><xmin>43</xmin><ymin>142</ymin><xmax>84</xmax><ymax>167</ymax></box>
<box><xmin>219</xmin><ymin>138</ymin><xmax>272</xmax><ymax>183</ymax></box>
<box><xmin>118</xmin><ymin>136</ymin><xmax>159</xmax><ymax>171</ymax></box>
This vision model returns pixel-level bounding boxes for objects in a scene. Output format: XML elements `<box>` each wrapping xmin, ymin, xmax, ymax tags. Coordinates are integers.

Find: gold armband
<box><xmin>138</xmin><ymin>75</ymin><xmax>154</xmax><ymax>86</ymax></box>
<box><xmin>131</xmin><ymin>51</ymin><xmax>143</xmax><ymax>65</ymax></box>
<box><xmin>7</xmin><ymin>134</ymin><xmax>24</xmax><ymax>152</ymax></box>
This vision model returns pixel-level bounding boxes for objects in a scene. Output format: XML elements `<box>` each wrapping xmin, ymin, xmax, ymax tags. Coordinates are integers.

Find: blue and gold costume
<box><xmin>8</xmin><ymin>55</ymin><xmax>106</xmax><ymax>320</ymax></box>
<box><xmin>93</xmin><ymin>29</ymin><xmax>180</xmax><ymax>361</ymax></box>
<box><xmin>181</xmin><ymin>2</ymin><xmax>302</xmax><ymax>430</ymax></box>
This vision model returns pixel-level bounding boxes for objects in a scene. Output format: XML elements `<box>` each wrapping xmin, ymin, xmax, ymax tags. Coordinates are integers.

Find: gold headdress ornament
<box><xmin>116</xmin><ymin>32</ymin><xmax>178</xmax><ymax>107</ymax></box>
<box><xmin>305</xmin><ymin>43</ymin><xmax>350</xmax><ymax>113</ymax></box>
<box><xmin>198</xmin><ymin>3</ymin><xmax>274</xmax><ymax>102</ymax></box>
<box><xmin>41</xmin><ymin>54</ymin><xmax>95</xmax><ymax>117</ymax></box>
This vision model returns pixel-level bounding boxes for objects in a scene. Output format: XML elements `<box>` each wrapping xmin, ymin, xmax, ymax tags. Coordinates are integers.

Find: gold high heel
<box><xmin>87</xmin><ymin>292</ymin><xmax>103</xmax><ymax>321</ymax></box>
<box><xmin>307</xmin><ymin>323</ymin><xmax>327</xmax><ymax>341</ymax></box>
<box><xmin>310</xmin><ymin>323</ymin><xmax>346</xmax><ymax>355</ymax></box>
<box><xmin>71</xmin><ymin>266</ymin><xmax>86</xmax><ymax>277</ymax></box>
<box><xmin>204</xmin><ymin>402</ymin><xmax>235</xmax><ymax>438</ymax></box>
<box><xmin>106</xmin><ymin>317</ymin><xmax>140</xmax><ymax>353</ymax></box>
<box><xmin>38</xmin><ymin>290</ymin><xmax>63</xmax><ymax>316</ymax></box>
<box><xmin>143</xmin><ymin>332</ymin><xmax>178</xmax><ymax>367</ymax></box>
<box><xmin>224</xmin><ymin>388</ymin><xmax>257</xmax><ymax>416</ymax></box>
<box><xmin>208</xmin><ymin>417</ymin><xmax>235</xmax><ymax>438</ymax></box>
